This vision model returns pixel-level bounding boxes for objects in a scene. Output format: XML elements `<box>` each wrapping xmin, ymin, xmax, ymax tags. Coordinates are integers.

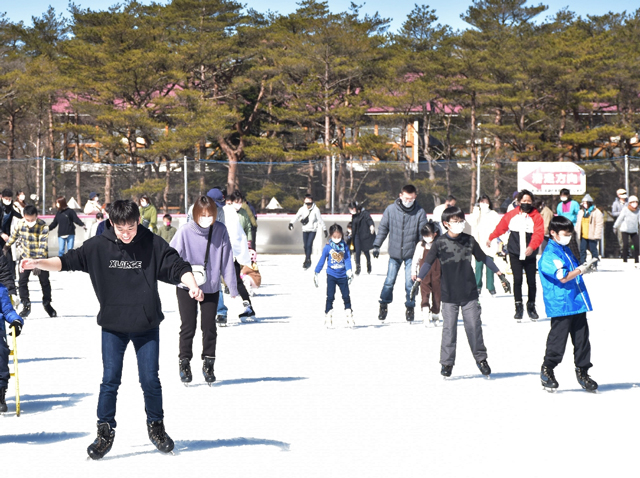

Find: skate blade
<box><xmin>182</xmin><ymin>382</ymin><xmax>191</xmax><ymax>387</ymax></box>
<box><xmin>543</xmin><ymin>386</ymin><xmax>557</xmax><ymax>393</ymax></box>
<box><xmin>483</xmin><ymin>375</ymin><xmax>491</xmax><ymax>380</ymax></box>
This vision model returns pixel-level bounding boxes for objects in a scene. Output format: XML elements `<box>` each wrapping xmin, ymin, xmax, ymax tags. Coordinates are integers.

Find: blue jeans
<box><xmin>217</xmin><ymin>291</ymin><xmax>228</xmax><ymax>317</ymax></box>
<box><xmin>58</xmin><ymin>235</ymin><xmax>75</xmax><ymax>257</ymax></box>
<box><xmin>579</xmin><ymin>238</ymin><xmax>599</xmax><ymax>264</ymax></box>
<box><xmin>380</xmin><ymin>257</ymin><xmax>415</xmax><ymax>308</ymax></box>
<box><xmin>97</xmin><ymin>327</ymin><xmax>163</xmax><ymax>428</ymax></box>
<box><xmin>326</xmin><ymin>275</ymin><xmax>351</xmax><ymax>313</ymax></box>
<box><xmin>302</xmin><ymin>231</ymin><xmax>316</xmax><ymax>261</ymax></box>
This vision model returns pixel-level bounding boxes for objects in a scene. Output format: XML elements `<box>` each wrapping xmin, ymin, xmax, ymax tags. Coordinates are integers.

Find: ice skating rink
<box><xmin>2</xmin><ymin>255</ymin><xmax>637</xmax><ymax>477</ymax></box>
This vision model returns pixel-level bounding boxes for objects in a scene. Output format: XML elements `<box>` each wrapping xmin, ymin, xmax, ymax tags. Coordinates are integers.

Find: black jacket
<box><xmin>49</xmin><ymin>208</ymin><xmax>85</xmax><ymax>236</ymax></box>
<box><xmin>0</xmin><ymin>204</ymin><xmax>22</xmax><ymax>247</ymax></box>
<box><xmin>60</xmin><ymin>223</ymin><xmax>192</xmax><ymax>333</ymax></box>
<box><xmin>0</xmin><ymin>254</ymin><xmax>16</xmax><ymax>295</ymax></box>
<box><xmin>351</xmin><ymin>209</ymin><xmax>376</xmax><ymax>251</ymax></box>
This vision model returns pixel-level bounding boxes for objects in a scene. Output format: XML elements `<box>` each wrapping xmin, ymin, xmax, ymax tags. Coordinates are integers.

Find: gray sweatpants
<box><xmin>440</xmin><ymin>300</ymin><xmax>487</xmax><ymax>366</ymax></box>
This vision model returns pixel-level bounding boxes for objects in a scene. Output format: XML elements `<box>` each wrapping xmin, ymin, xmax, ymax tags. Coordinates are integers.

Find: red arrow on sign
<box><xmin>523</xmin><ymin>167</ymin><xmax>543</xmax><ymax>189</ymax></box>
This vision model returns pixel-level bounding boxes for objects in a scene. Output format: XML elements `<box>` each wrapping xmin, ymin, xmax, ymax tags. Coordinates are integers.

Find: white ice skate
<box><xmin>430</xmin><ymin>313</ymin><xmax>441</xmax><ymax>327</ymax></box>
<box><xmin>345</xmin><ymin>309</ymin><xmax>355</xmax><ymax>328</ymax></box>
<box><xmin>324</xmin><ymin>310</ymin><xmax>333</xmax><ymax>328</ymax></box>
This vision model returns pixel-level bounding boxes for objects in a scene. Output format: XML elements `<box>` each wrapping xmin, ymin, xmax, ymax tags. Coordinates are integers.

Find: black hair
<box><xmin>533</xmin><ymin>198</ymin><xmax>545</xmax><ymax>211</ymax></box>
<box><xmin>441</xmin><ymin>206</ymin><xmax>465</xmax><ymax>224</ymax></box>
<box><xmin>96</xmin><ymin>212</ymin><xmax>104</xmax><ymax>220</ymax></box>
<box><xmin>517</xmin><ymin>189</ymin><xmax>535</xmax><ymax>202</ymax></box>
<box><xmin>549</xmin><ymin>215</ymin><xmax>574</xmax><ymax>235</ymax></box>
<box><xmin>230</xmin><ymin>190</ymin><xmax>243</xmax><ymax>201</ymax></box>
<box><xmin>163</xmin><ymin>214</ymin><xmax>172</xmax><ymax>220</ymax></box>
<box><xmin>421</xmin><ymin>221</ymin><xmax>439</xmax><ymax>238</ymax></box>
<box><xmin>2</xmin><ymin>189</ymin><xmax>12</xmax><ymax>198</ymax></box>
<box><xmin>348</xmin><ymin>201</ymin><xmax>362</xmax><ymax>212</ymax></box>
<box><xmin>328</xmin><ymin>223</ymin><xmax>343</xmax><ymax>238</ymax></box>
<box><xmin>23</xmin><ymin>204</ymin><xmax>38</xmax><ymax>217</ymax></box>
<box><xmin>304</xmin><ymin>194</ymin><xmax>313</xmax><ymax>201</ymax></box>
<box><xmin>109</xmin><ymin>199</ymin><xmax>140</xmax><ymax>225</ymax></box>
<box><xmin>402</xmin><ymin>184</ymin><xmax>417</xmax><ymax>195</ymax></box>
<box><xmin>478</xmin><ymin>194</ymin><xmax>493</xmax><ymax>210</ymax></box>
<box><xmin>446</xmin><ymin>195</ymin><xmax>457</xmax><ymax>202</ymax></box>
<box><xmin>559</xmin><ymin>188</ymin><xmax>571</xmax><ymax>197</ymax></box>
<box><xmin>347</xmin><ymin>221</ymin><xmax>352</xmax><ymax>228</ymax></box>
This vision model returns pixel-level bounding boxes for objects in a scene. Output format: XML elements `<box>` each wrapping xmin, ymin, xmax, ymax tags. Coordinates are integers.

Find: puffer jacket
<box><xmin>613</xmin><ymin>206</ymin><xmax>639</xmax><ymax>234</ymax></box>
<box><xmin>373</xmin><ymin>199</ymin><xmax>428</xmax><ymax>260</ymax></box>
<box><xmin>576</xmin><ymin>207</ymin><xmax>604</xmax><ymax>240</ymax></box>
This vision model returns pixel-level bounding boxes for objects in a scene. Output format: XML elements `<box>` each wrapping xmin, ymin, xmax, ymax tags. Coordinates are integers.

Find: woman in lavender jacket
<box><xmin>170</xmin><ymin>195</ymin><xmax>238</xmax><ymax>385</ymax></box>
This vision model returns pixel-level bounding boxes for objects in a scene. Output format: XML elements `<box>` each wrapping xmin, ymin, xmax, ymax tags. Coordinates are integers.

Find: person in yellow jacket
<box><xmin>576</xmin><ymin>194</ymin><xmax>603</xmax><ymax>265</ymax></box>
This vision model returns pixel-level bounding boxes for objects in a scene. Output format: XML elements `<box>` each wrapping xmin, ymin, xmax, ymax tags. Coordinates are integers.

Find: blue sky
<box><xmin>2</xmin><ymin>0</ymin><xmax>632</xmax><ymax>32</ymax></box>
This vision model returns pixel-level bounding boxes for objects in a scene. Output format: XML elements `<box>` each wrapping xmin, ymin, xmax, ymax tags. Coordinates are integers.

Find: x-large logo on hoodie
<box><xmin>109</xmin><ymin>260</ymin><xmax>142</xmax><ymax>269</ymax></box>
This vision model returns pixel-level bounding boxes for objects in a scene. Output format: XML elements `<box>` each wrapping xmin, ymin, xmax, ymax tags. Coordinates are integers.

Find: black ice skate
<box><xmin>477</xmin><ymin>360</ymin><xmax>491</xmax><ymax>377</ymax></box>
<box><xmin>527</xmin><ymin>302</ymin><xmax>539</xmax><ymax>321</ymax></box>
<box><xmin>355</xmin><ymin>264</ymin><xmax>361</xmax><ymax>276</ymax></box>
<box><xmin>303</xmin><ymin>259</ymin><xmax>311</xmax><ymax>270</ymax></box>
<box><xmin>179</xmin><ymin>359</ymin><xmax>192</xmax><ymax>385</ymax></box>
<box><xmin>441</xmin><ymin>364</ymin><xmax>453</xmax><ymax>378</ymax></box>
<box><xmin>239</xmin><ymin>301</ymin><xmax>256</xmax><ymax>322</ymax></box>
<box><xmin>87</xmin><ymin>423</ymin><xmax>115</xmax><ymax>460</ymax></box>
<box><xmin>203</xmin><ymin>356</ymin><xmax>216</xmax><ymax>385</ymax></box>
<box><xmin>216</xmin><ymin>315</ymin><xmax>227</xmax><ymax>327</ymax></box>
<box><xmin>43</xmin><ymin>302</ymin><xmax>57</xmax><ymax>318</ymax></box>
<box><xmin>18</xmin><ymin>301</ymin><xmax>30</xmax><ymax>318</ymax></box>
<box><xmin>367</xmin><ymin>262</ymin><xmax>372</xmax><ymax>274</ymax></box>
<box><xmin>514</xmin><ymin>301</ymin><xmax>524</xmax><ymax>322</ymax></box>
<box><xmin>406</xmin><ymin>307</ymin><xmax>415</xmax><ymax>323</ymax></box>
<box><xmin>0</xmin><ymin>387</ymin><xmax>7</xmax><ymax>413</ymax></box>
<box><xmin>378</xmin><ymin>303</ymin><xmax>388</xmax><ymax>321</ymax></box>
<box><xmin>575</xmin><ymin>367</ymin><xmax>598</xmax><ymax>392</ymax></box>
<box><xmin>540</xmin><ymin>365</ymin><xmax>559</xmax><ymax>392</ymax></box>
<box><xmin>147</xmin><ymin>420</ymin><xmax>174</xmax><ymax>454</ymax></box>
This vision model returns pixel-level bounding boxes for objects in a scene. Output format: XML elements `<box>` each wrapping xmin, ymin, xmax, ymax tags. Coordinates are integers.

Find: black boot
<box><xmin>378</xmin><ymin>303</ymin><xmax>388</xmax><ymax>321</ymax></box>
<box><xmin>87</xmin><ymin>422</ymin><xmax>115</xmax><ymax>460</ymax></box>
<box><xmin>441</xmin><ymin>364</ymin><xmax>453</xmax><ymax>377</ymax></box>
<box><xmin>406</xmin><ymin>307</ymin><xmax>415</xmax><ymax>322</ymax></box>
<box><xmin>203</xmin><ymin>356</ymin><xmax>216</xmax><ymax>384</ymax></box>
<box><xmin>514</xmin><ymin>301</ymin><xmax>524</xmax><ymax>321</ymax></box>
<box><xmin>147</xmin><ymin>420</ymin><xmax>174</xmax><ymax>453</ymax></box>
<box><xmin>44</xmin><ymin>302</ymin><xmax>57</xmax><ymax>318</ymax></box>
<box><xmin>367</xmin><ymin>261</ymin><xmax>372</xmax><ymax>274</ymax></box>
<box><xmin>541</xmin><ymin>365</ymin><xmax>559</xmax><ymax>390</ymax></box>
<box><xmin>477</xmin><ymin>360</ymin><xmax>491</xmax><ymax>376</ymax></box>
<box><xmin>19</xmin><ymin>300</ymin><xmax>30</xmax><ymax>318</ymax></box>
<box><xmin>0</xmin><ymin>387</ymin><xmax>7</xmax><ymax>413</ymax></box>
<box><xmin>527</xmin><ymin>302</ymin><xmax>539</xmax><ymax>321</ymax></box>
<box><xmin>179</xmin><ymin>359</ymin><xmax>192</xmax><ymax>384</ymax></box>
<box><xmin>355</xmin><ymin>264</ymin><xmax>361</xmax><ymax>276</ymax></box>
<box><xmin>575</xmin><ymin>367</ymin><xmax>598</xmax><ymax>392</ymax></box>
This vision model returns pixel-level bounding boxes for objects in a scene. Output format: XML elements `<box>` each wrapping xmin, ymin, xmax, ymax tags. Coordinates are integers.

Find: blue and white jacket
<box><xmin>315</xmin><ymin>240</ymin><xmax>352</xmax><ymax>279</ymax></box>
<box><xmin>0</xmin><ymin>283</ymin><xmax>22</xmax><ymax>327</ymax></box>
<box><xmin>538</xmin><ymin>239</ymin><xmax>592</xmax><ymax>318</ymax></box>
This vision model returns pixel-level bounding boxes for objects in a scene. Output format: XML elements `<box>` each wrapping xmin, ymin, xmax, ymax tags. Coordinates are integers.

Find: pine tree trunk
<box><xmin>469</xmin><ymin>94</ymin><xmax>477</xmax><ymax>208</ymax></box>
<box><xmin>48</xmin><ymin>106</ymin><xmax>57</xmax><ymax>209</ymax></box>
<box><xmin>493</xmin><ymin>108</ymin><xmax>502</xmax><ymax>203</ymax></box>
<box><xmin>75</xmin><ymin>114</ymin><xmax>81</xmax><ymax>205</ymax></box>
<box><xmin>7</xmin><ymin>113</ymin><xmax>14</xmax><ymax>189</ymax></box>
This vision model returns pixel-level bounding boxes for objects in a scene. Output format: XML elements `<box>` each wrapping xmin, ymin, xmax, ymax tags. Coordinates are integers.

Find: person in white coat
<box><xmin>288</xmin><ymin>194</ymin><xmax>327</xmax><ymax>269</ymax></box>
<box><xmin>613</xmin><ymin>195</ymin><xmax>640</xmax><ymax>266</ymax></box>
<box><xmin>469</xmin><ymin>195</ymin><xmax>502</xmax><ymax>296</ymax></box>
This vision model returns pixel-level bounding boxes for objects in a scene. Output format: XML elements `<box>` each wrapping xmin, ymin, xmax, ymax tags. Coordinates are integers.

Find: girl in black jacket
<box><xmin>49</xmin><ymin>196</ymin><xmax>86</xmax><ymax>257</ymax></box>
<box><xmin>348</xmin><ymin>201</ymin><xmax>376</xmax><ymax>275</ymax></box>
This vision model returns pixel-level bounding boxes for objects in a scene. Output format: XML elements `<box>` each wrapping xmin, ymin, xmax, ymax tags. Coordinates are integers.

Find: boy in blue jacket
<box><xmin>314</xmin><ymin>224</ymin><xmax>354</xmax><ymax>327</ymax></box>
<box><xmin>538</xmin><ymin>216</ymin><xmax>598</xmax><ymax>392</ymax></box>
<box><xmin>0</xmin><ymin>282</ymin><xmax>23</xmax><ymax>413</ymax></box>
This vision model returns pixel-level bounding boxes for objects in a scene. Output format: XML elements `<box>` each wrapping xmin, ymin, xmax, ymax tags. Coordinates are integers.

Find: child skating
<box><xmin>411</xmin><ymin>207</ymin><xmax>511</xmax><ymax>378</ymax></box>
<box><xmin>0</xmin><ymin>281</ymin><xmax>23</xmax><ymax>413</ymax></box>
<box><xmin>411</xmin><ymin>222</ymin><xmax>442</xmax><ymax>327</ymax></box>
<box><xmin>314</xmin><ymin>224</ymin><xmax>354</xmax><ymax>328</ymax></box>
<box><xmin>538</xmin><ymin>216</ymin><xmax>598</xmax><ymax>392</ymax></box>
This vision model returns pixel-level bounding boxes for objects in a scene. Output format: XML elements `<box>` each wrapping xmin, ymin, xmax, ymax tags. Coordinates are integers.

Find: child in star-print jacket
<box><xmin>314</xmin><ymin>224</ymin><xmax>354</xmax><ymax>323</ymax></box>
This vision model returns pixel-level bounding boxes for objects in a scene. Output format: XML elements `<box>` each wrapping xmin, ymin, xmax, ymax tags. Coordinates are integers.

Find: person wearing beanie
<box><xmin>613</xmin><ymin>195</ymin><xmax>640</xmax><ymax>266</ymax></box>
<box><xmin>576</xmin><ymin>194</ymin><xmax>604</xmax><ymax>266</ymax></box>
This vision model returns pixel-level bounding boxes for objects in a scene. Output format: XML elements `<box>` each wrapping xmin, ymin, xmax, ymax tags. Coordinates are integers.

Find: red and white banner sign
<box><xmin>517</xmin><ymin>162</ymin><xmax>586</xmax><ymax>195</ymax></box>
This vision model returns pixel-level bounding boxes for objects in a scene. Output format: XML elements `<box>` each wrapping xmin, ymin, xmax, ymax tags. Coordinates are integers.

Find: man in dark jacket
<box><xmin>0</xmin><ymin>189</ymin><xmax>23</xmax><ymax>275</ymax></box>
<box><xmin>372</xmin><ymin>185</ymin><xmax>428</xmax><ymax>322</ymax></box>
<box><xmin>20</xmin><ymin>199</ymin><xmax>204</xmax><ymax>460</ymax></box>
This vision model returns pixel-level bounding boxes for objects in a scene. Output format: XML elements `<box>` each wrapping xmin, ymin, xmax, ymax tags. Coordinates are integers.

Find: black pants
<box><xmin>353</xmin><ymin>238</ymin><xmax>371</xmax><ymax>269</ymax></box>
<box><xmin>234</xmin><ymin>260</ymin><xmax>251</xmax><ymax>303</ymax></box>
<box><xmin>621</xmin><ymin>232</ymin><xmax>639</xmax><ymax>263</ymax></box>
<box><xmin>177</xmin><ymin>288</ymin><xmax>220</xmax><ymax>361</ymax></box>
<box><xmin>302</xmin><ymin>231</ymin><xmax>316</xmax><ymax>261</ymax></box>
<box><xmin>509</xmin><ymin>253</ymin><xmax>536</xmax><ymax>304</ymax></box>
<box><xmin>18</xmin><ymin>269</ymin><xmax>51</xmax><ymax>304</ymax></box>
<box><xmin>543</xmin><ymin>312</ymin><xmax>592</xmax><ymax>370</ymax></box>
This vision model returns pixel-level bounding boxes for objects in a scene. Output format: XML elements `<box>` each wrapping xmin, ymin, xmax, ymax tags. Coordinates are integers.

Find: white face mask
<box><xmin>560</xmin><ymin>196</ymin><xmax>568</xmax><ymax>202</ymax></box>
<box><xmin>447</xmin><ymin>221</ymin><xmax>465</xmax><ymax>234</ymax></box>
<box><xmin>423</xmin><ymin>236</ymin><xmax>433</xmax><ymax>244</ymax></box>
<box><xmin>140</xmin><ymin>201</ymin><xmax>148</xmax><ymax>207</ymax></box>
<box><xmin>401</xmin><ymin>199</ymin><xmax>415</xmax><ymax>208</ymax></box>
<box><xmin>233</xmin><ymin>202</ymin><xmax>242</xmax><ymax>211</ymax></box>
<box><xmin>25</xmin><ymin>220</ymin><xmax>37</xmax><ymax>228</ymax></box>
<box><xmin>2</xmin><ymin>199</ymin><xmax>11</xmax><ymax>206</ymax></box>
<box><xmin>556</xmin><ymin>234</ymin><xmax>571</xmax><ymax>246</ymax></box>
<box><xmin>331</xmin><ymin>237</ymin><xmax>342</xmax><ymax>244</ymax></box>
<box><xmin>18</xmin><ymin>195</ymin><xmax>25</xmax><ymax>201</ymax></box>
<box><xmin>198</xmin><ymin>217</ymin><xmax>214</xmax><ymax>228</ymax></box>
<box><xmin>479</xmin><ymin>203</ymin><xmax>489</xmax><ymax>211</ymax></box>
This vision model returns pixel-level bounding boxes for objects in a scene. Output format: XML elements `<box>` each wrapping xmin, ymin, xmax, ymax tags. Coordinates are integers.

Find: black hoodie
<box><xmin>60</xmin><ymin>223</ymin><xmax>192</xmax><ymax>333</ymax></box>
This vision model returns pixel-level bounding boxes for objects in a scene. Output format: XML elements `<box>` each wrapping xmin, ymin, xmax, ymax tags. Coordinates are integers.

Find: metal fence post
<box><xmin>42</xmin><ymin>157</ymin><xmax>46</xmax><ymax>215</ymax></box>
<box><xmin>625</xmin><ymin>154</ymin><xmax>629</xmax><ymax>196</ymax></box>
<box><xmin>183</xmin><ymin>156</ymin><xmax>188</xmax><ymax>214</ymax></box>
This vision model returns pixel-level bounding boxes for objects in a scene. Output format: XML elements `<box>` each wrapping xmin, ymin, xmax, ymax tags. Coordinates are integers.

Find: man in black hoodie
<box><xmin>20</xmin><ymin>200</ymin><xmax>204</xmax><ymax>460</ymax></box>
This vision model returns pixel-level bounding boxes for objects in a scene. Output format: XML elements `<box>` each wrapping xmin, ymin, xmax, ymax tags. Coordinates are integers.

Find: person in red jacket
<box><xmin>488</xmin><ymin>190</ymin><xmax>544</xmax><ymax>321</ymax></box>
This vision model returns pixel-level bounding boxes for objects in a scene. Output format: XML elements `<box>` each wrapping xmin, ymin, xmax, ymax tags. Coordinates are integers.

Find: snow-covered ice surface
<box><xmin>2</xmin><ymin>255</ymin><xmax>638</xmax><ymax>477</ymax></box>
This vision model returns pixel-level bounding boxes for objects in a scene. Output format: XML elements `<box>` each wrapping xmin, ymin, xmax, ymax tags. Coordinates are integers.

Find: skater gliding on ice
<box><xmin>288</xmin><ymin>195</ymin><xmax>327</xmax><ymax>270</ymax></box>
<box><xmin>538</xmin><ymin>216</ymin><xmax>598</xmax><ymax>392</ymax></box>
<box><xmin>20</xmin><ymin>199</ymin><xmax>205</xmax><ymax>459</ymax></box>
<box><xmin>411</xmin><ymin>221</ymin><xmax>442</xmax><ymax>326</ymax></box>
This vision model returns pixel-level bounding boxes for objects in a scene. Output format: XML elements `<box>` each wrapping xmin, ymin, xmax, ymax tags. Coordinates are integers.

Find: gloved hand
<box><xmin>499</xmin><ymin>274</ymin><xmax>511</xmax><ymax>294</ymax></box>
<box><xmin>288</xmin><ymin>223</ymin><xmax>293</xmax><ymax>231</ymax></box>
<box><xmin>346</xmin><ymin>269</ymin><xmax>353</xmax><ymax>285</ymax></box>
<box><xmin>410</xmin><ymin>280</ymin><xmax>421</xmax><ymax>300</ymax></box>
<box><xmin>313</xmin><ymin>273</ymin><xmax>319</xmax><ymax>288</ymax></box>
<box><xmin>33</xmin><ymin>268</ymin><xmax>41</xmax><ymax>277</ymax></box>
<box><xmin>324</xmin><ymin>230</ymin><xmax>328</xmax><ymax>238</ymax></box>
<box><xmin>372</xmin><ymin>247</ymin><xmax>380</xmax><ymax>259</ymax></box>
<box><xmin>577</xmin><ymin>257</ymin><xmax>598</xmax><ymax>275</ymax></box>
<box><xmin>10</xmin><ymin>321</ymin><xmax>22</xmax><ymax>337</ymax></box>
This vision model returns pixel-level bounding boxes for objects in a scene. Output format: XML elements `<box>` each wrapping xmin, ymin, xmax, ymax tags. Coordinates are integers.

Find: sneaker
<box><xmin>18</xmin><ymin>301</ymin><xmax>30</xmax><ymax>318</ymax></box>
<box><xmin>87</xmin><ymin>422</ymin><xmax>115</xmax><ymax>460</ymax></box>
<box><xmin>202</xmin><ymin>356</ymin><xmax>216</xmax><ymax>384</ymax></box>
<box><xmin>239</xmin><ymin>301</ymin><xmax>256</xmax><ymax>322</ymax></box>
<box><xmin>147</xmin><ymin>420</ymin><xmax>175</xmax><ymax>453</ymax></box>
<box><xmin>514</xmin><ymin>301</ymin><xmax>524</xmax><ymax>321</ymax></box>
<box><xmin>441</xmin><ymin>364</ymin><xmax>453</xmax><ymax>378</ymax></box>
<box><xmin>179</xmin><ymin>359</ymin><xmax>192</xmax><ymax>384</ymax></box>
<box><xmin>540</xmin><ymin>365</ymin><xmax>559</xmax><ymax>390</ymax></box>
<box><xmin>527</xmin><ymin>302</ymin><xmax>539</xmax><ymax>321</ymax></box>
<box><xmin>324</xmin><ymin>310</ymin><xmax>333</xmax><ymax>328</ymax></box>
<box><xmin>216</xmin><ymin>315</ymin><xmax>227</xmax><ymax>326</ymax></box>
<box><xmin>0</xmin><ymin>387</ymin><xmax>7</xmax><ymax>413</ymax></box>
<box><xmin>575</xmin><ymin>367</ymin><xmax>598</xmax><ymax>392</ymax></box>
<box><xmin>378</xmin><ymin>303</ymin><xmax>388</xmax><ymax>321</ymax></box>
<box><xmin>43</xmin><ymin>302</ymin><xmax>57</xmax><ymax>318</ymax></box>
<box><xmin>345</xmin><ymin>309</ymin><xmax>355</xmax><ymax>327</ymax></box>
<box><xmin>477</xmin><ymin>360</ymin><xmax>491</xmax><ymax>376</ymax></box>
<box><xmin>406</xmin><ymin>307</ymin><xmax>415</xmax><ymax>322</ymax></box>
